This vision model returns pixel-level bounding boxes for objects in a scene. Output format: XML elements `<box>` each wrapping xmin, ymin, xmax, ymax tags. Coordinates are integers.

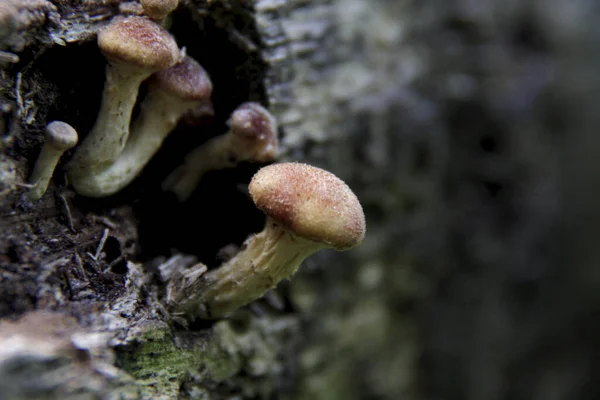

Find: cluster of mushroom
<box><xmin>28</xmin><ymin>7</ymin><xmax>279</xmax><ymax>200</ymax></box>
<box><xmin>28</xmin><ymin>1</ymin><xmax>177</xmax><ymax>201</ymax></box>
<box><xmin>26</xmin><ymin>5</ymin><xmax>366</xmax><ymax>320</ymax></box>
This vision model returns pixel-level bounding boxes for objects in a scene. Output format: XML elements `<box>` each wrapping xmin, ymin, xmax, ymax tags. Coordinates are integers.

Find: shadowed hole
<box><xmin>479</xmin><ymin>134</ymin><xmax>498</xmax><ymax>153</ymax></box>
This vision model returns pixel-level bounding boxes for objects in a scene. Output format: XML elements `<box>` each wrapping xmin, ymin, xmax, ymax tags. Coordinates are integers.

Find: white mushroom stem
<box><xmin>68</xmin><ymin>65</ymin><xmax>151</xmax><ymax>173</ymax></box>
<box><xmin>27</xmin><ymin>122</ymin><xmax>78</xmax><ymax>201</ymax></box>
<box><xmin>171</xmin><ymin>217</ymin><xmax>324</xmax><ymax>318</ymax></box>
<box><xmin>162</xmin><ymin>132</ymin><xmax>246</xmax><ymax>201</ymax></box>
<box><xmin>27</xmin><ymin>143</ymin><xmax>68</xmax><ymax>201</ymax></box>
<box><xmin>67</xmin><ymin>86</ymin><xmax>201</xmax><ymax>198</ymax></box>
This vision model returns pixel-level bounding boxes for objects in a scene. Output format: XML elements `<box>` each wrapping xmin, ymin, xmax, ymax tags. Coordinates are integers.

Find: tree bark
<box><xmin>1</xmin><ymin>0</ymin><xmax>598</xmax><ymax>399</ymax></box>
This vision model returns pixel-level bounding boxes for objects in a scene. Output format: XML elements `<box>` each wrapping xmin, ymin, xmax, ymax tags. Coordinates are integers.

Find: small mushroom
<box><xmin>67</xmin><ymin>16</ymin><xmax>179</xmax><ymax>180</ymax></box>
<box><xmin>27</xmin><ymin>121</ymin><xmax>78</xmax><ymax>201</ymax></box>
<box><xmin>140</xmin><ymin>0</ymin><xmax>178</xmax><ymax>21</ymax></box>
<box><xmin>170</xmin><ymin>162</ymin><xmax>366</xmax><ymax>319</ymax></box>
<box><xmin>162</xmin><ymin>102</ymin><xmax>278</xmax><ymax>202</ymax></box>
<box><xmin>67</xmin><ymin>55</ymin><xmax>213</xmax><ymax>197</ymax></box>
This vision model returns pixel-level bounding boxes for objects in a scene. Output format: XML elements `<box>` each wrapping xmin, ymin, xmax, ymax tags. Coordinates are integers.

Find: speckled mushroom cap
<box><xmin>148</xmin><ymin>55</ymin><xmax>213</xmax><ymax>100</ymax></box>
<box><xmin>97</xmin><ymin>16</ymin><xmax>179</xmax><ymax>70</ymax></box>
<box><xmin>249</xmin><ymin>163</ymin><xmax>366</xmax><ymax>250</ymax></box>
<box><xmin>230</xmin><ymin>102</ymin><xmax>277</xmax><ymax>139</ymax></box>
<box><xmin>45</xmin><ymin>121</ymin><xmax>78</xmax><ymax>150</ymax></box>
<box><xmin>230</xmin><ymin>102</ymin><xmax>278</xmax><ymax>160</ymax></box>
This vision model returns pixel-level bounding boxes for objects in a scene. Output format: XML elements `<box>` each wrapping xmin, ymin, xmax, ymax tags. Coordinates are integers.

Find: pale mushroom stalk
<box><xmin>175</xmin><ymin>217</ymin><xmax>325</xmax><ymax>318</ymax></box>
<box><xmin>168</xmin><ymin>162</ymin><xmax>366</xmax><ymax>319</ymax></box>
<box><xmin>27</xmin><ymin>121</ymin><xmax>78</xmax><ymax>201</ymax></box>
<box><xmin>68</xmin><ymin>56</ymin><xmax>212</xmax><ymax>197</ymax></box>
<box><xmin>128</xmin><ymin>86</ymin><xmax>202</xmax><ymax>156</ymax></box>
<box><xmin>162</xmin><ymin>132</ymin><xmax>241</xmax><ymax>200</ymax></box>
<box><xmin>67</xmin><ymin>16</ymin><xmax>179</xmax><ymax>179</ymax></box>
<box><xmin>70</xmin><ymin>65</ymin><xmax>151</xmax><ymax>170</ymax></box>
<box><xmin>70</xmin><ymin>89</ymin><xmax>202</xmax><ymax>196</ymax></box>
<box><xmin>28</xmin><ymin>145</ymin><xmax>64</xmax><ymax>200</ymax></box>
<box><xmin>163</xmin><ymin>102</ymin><xmax>278</xmax><ymax>202</ymax></box>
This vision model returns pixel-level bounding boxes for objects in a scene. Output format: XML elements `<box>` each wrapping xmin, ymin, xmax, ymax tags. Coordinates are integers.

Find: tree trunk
<box><xmin>1</xmin><ymin>0</ymin><xmax>598</xmax><ymax>399</ymax></box>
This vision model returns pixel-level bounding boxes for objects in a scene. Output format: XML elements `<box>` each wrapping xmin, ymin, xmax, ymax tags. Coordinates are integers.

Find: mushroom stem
<box><xmin>162</xmin><ymin>133</ymin><xmax>238</xmax><ymax>200</ymax></box>
<box><xmin>128</xmin><ymin>88</ymin><xmax>196</xmax><ymax>153</ymax></box>
<box><xmin>69</xmin><ymin>65</ymin><xmax>149</xmax><ymax>171</ymax></box>
<box><xmin>67</xmin><ymin>88</ymin><xmax>198</xmax><ymax>197</ymax></box>
<box><xmin>172</xmin><ymin>217</ymin><xmax>324</xmax><ymax>318</ymax></box>
<box><xmin>28</xmin><ymin>144</ymin><xmax>65</xmax><ymax>201</ymax></box>
<box><xmin>27</xmin><ymin>121</ymin><xmax>78</xmax><ymax>201</ymax></box>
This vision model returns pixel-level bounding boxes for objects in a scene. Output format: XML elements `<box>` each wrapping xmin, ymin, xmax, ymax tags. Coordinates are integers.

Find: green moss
<box><xmin>116</xmin><ymin>328</ymin><xmax>202</xmax><ymax>398</ymax></box>
<box><xmin>115</xmin><ymin>323</ymin><xmax>248</xmax><ymax>398</ymax></box>
<box><xmin>114</xmin><ymin>315</ymin><xmax>298</xmax><ymax>398</ymax></box>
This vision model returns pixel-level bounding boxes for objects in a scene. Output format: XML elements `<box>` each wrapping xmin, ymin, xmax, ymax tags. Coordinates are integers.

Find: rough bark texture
<box><xmin>1</xmin><ymin>0</ymin><xmax>598</xmax><ymax>399</ymax></box>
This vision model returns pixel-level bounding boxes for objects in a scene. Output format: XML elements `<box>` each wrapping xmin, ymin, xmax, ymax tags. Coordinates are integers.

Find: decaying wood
<box><xmin>2</xmin><ymin>0</ymin><xmax>600</xmax><ymax>399</ymax></box>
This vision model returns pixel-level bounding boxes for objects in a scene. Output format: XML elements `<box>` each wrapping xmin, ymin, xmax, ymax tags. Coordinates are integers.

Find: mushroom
<box><xmin>170</xmin><ymin>162</ymin><xmax>366</xmax><ymax>319</ymax></box>
<box><xmin>67</xmin><ymin>55</ymin><xmax>213</xmax><ymax>197</ymax></box>
<box><xmin>67</xmin><ymin>16</ymin><xmax>179</xmax><ymax>180</ymax></box>
<box><xmin>162</xmin><ymin>102</ymin><xmax>278</xmax><ymax>202</ymax></box>
<box><xmin>27</xmin><ymin>121</ymin><xmax>78</xmax><ymax>201</ymax></box>
<box><xmin>140</xmin><ymin>0</ymin><xmax>178</xmax><ymax>21</ymax></box>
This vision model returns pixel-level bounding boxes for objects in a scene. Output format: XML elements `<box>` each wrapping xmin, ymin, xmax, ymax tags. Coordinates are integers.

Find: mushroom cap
<box><xmin>148</xmin><ymin>55</ymin><xmax>213</xmax><ymax>101</ymax></box>
<box><xmin>45</xmin><ymin>121</ymin><xmax>79</xmax><ymax>150</ymax></box>
<box><xmin>249</xmin><ymin>163</ymin><xmax>366</xmax><ymax>250</ymax></box>
<box><xmin>140</xmin><ymin>0</ymin><xmax>178</xmax><ymax>20</ymax></box>
<box><xmin>230</xmin><ymin>102</ymin><xmax>278</xmax><ymax>161</ymax></box>
<box><xmin>97</xmin><ymin>16</ymin><xmax>179</xmax><ymax>71</ymax></box>
<box><xmin>230</xmin><ymin>102</ymin><xmax>276</xmax><ymax>139</ymax></box>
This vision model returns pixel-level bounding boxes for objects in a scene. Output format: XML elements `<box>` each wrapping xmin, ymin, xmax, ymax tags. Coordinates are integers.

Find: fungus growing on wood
<box><xmin>27</xmin><ymin>121</ymin><xmax>78</xmax><ymax>201</ymax></box>
<box><xmin>67</xmin><ymin>55</ymin><xmax>213</xmax><ymax>197</ymax></box>
<box><xmin>171</xmin><ymin>162</ymin><xmax>366</xmax><ymax>319</ymax></box>
<box><xmin>67</xmin><ymin>16</ymin><xmax>179</xmax><ymax>180</ymax></box>
<box><xmin>162</xmin><ymin>102</ymin><xmax>278</xmax><ymax>202</ymax></box>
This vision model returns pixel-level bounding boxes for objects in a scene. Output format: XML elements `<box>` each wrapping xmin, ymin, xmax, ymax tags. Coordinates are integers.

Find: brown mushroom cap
<box><xmin>140</xmin><ymin>0</ymin><xmax>178</xmax><ymax>20</ymax></box>
<box><xmin>229</xmin><ymin>102</ymin><xmax>278</xmax><ymax>161</ymax></box>
<box><xmin>249</xmin><ymin>163</ymin><xmax>366</xmax><ymax>250</ymax></box>
<box><xmin>230</xmin><ymin>102</ymin><xmax>277</xmax><ymax>140</ymax></box>
<box><xmin>148</xmin><ymin>55</ymin><xmax>213</xmax><ymax>100</ymax></box>
<box><xmin>97</xmin><ymin>16</ymin><xmax>179</xmax><ymax>70</ymax></box>
<box><xmin>45</xmin><ymin>121</ymin><xmax>79</xmax><ymax>150</ymax></box>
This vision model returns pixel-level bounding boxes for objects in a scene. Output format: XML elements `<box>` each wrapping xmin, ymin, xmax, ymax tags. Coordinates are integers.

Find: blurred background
<box><xmin>280</xmin><ymin>1</ymin><xmax>600</xmax><ymax>399</ymax></box>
